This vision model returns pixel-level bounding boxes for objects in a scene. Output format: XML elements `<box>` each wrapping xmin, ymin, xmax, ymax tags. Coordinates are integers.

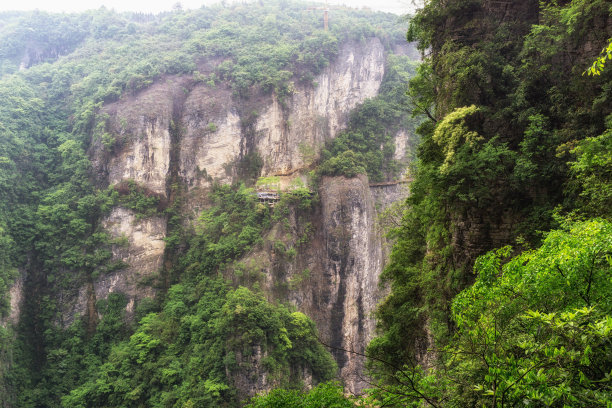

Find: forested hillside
<box><xmin>1</xmin><ymin>0</ymin><xmax>610</xmax><ymax>407</ymax></box>
<box><xmin>0</xmin><ymin>2</ymin><xmax>419</xmax><ymax>407</ymax></box>
<box><xmin>361</xmin><ymin>0</ymin><xmax>612</xmax><ymax>407</ymax></box>
<box><xmin>252</xmin><ymin>0</ymin><xmax>612</xmax><ymax>406</ymax></box>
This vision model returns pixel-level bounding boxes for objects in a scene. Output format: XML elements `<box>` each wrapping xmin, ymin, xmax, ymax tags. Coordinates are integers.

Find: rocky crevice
<box><xmin>232</xmin><ymin>175</ymin><xmax>385</xmax><ymax>394</ymax></box>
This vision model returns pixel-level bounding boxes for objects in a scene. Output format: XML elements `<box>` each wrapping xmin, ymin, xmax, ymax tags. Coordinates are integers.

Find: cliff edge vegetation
<box><xmin>364</xmin><ymin>0</ymin><xmax>612</xmax><ymax>407</ymax></box>
<box><xmin>250</xmin><ymin>0</ymin><xmax>612</xmax><ymax>406</ymax></box>
<box><xmin>0</xmin><ymin>1</ymin><xmax>416</xmax><ymax>407</ymax></box>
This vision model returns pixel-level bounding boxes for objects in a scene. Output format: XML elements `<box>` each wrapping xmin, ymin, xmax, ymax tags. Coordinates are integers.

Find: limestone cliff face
<box><xmin>58</xmin><ymin>207</ymin><xmax>167</xmax><ymax>326</ymax></box>
<box><xmin>95</xmin><ymin>77</ymin><xmax>190</xmax><ymax>197</ymax></box>
<box><xmin>88</xmin><ymin>37</ymin><xmax>387</xmax><ymax>307</ymax></box>
<box><xmin>231</xmin><ymin>176</ymin><xmax>385</xmax><ymax>395</ymax></box>
<box><xmin>254</xmin><ymin>39</ymin><xmax>385</xmax><ymax>176</ymax></box>
<box><xmin>76</xmin><ymin>36</ymin><xmax>411</xmax><ymax>394</ymax></box>
<box><xmin>179</xmin><ymin>83</ymin><xmax>239</xmax><ymax>188</ymax></box>
<box><xmin>97</xmin><ymin>208</ymin><xmax>167</xmax><ymax>314</ymax></box>
<box><xmin>92</xmin><ymin>38</ymin><xmax>385</xmax><ymax>215</ymax></box>
<box><xmin>317</xmin><ymin>175</ymin><xmax>383</xmax><ymax>393</ymax></box>
<box><xmin>179</xmin><ymin>38</ymin><xmax>385</xmax><ymax>194</ymax></box>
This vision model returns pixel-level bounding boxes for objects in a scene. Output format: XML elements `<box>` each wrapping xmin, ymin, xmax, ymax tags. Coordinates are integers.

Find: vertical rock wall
<box><xmin>317</xmin><ymin>175</ymin><xmax>383</xmax><ymax>393</ymax></box>
<box><xmin>254</xmin><ymin>39</ymin><xmax>385</xmax><ymax>176</ymax></box>
<box><xmin>97</xmin><ymin>208</ymin><xmax>167</xmax><ymax>313</ymax></box>
<box><xmin>235</xmin><ymin>175</ymin><xmax>388</xmax><ymax>394</ymax></box>
<box><xmin>3</xmin><ymin>274</ymin><xmax>24</xmax><ymax>327</ymax></box>
<box><xmin>97</xmin><ymin>78</ymin><xmax>190</xmax><ymax>197</ymax></box>
<box><xmin>178</xmin><ymin>38</ymin><xmax>385</xmax><ymax>194</ymax></box>
<box><xmin>52</xmin><ymin>36</ymin><xmax>413</xmax><ymax>394</ymax></box>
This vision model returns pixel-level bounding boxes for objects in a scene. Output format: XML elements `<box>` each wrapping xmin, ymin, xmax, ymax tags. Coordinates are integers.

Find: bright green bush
<box><xmin>369</xmin><ymin>219</ymin><xmax>612</xmax><ymax>407</ymax></box>
<box><xmin>247</xmin><ymin>382</ymin><xmax>356</xmax><ymax>408</ymax></box>
<box><xmin>63</xmin><ymin>282</ymin><xmax>336</xmax><ymax>407</ymax></box>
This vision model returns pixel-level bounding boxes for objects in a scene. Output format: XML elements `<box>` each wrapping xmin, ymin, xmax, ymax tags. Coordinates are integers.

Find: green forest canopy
<box><xmin>364</xmin><ymin>0</ymin><xmax>612</xmax><ymax>407</ymax></box>
<box><xmin>1</xmin><ymin>0</ymin><xmax>610</xmax><ymax>407</ymax></box>
<box><xmin>253</xmin><ymin>1</ymin><xmax>612</xmax><ymax>405</ymax></box>
<box><xmin>0</xmin><ymin>2</ymin><xmax>409</xmax><ymax>407</ymax></box>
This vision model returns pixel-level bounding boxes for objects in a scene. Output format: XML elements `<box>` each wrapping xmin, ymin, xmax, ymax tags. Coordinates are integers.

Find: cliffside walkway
<box><xmin>253</xmin><ymin>185</ymin><xmax>314</xmax><ymax>207</ymax></box>
<box><xmin>368</xmin><ymin>178</ymin><xmax>412</xmax><ymax>187</ymax></box>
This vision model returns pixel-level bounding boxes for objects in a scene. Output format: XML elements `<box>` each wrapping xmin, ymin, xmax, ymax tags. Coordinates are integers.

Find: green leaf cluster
<box><xmin>370</xmin><ymin>1</ymin><xmax>612</xmax><ymax>405</ymax></box>
<box><xmin>182</xmin><ymin>184</ymin><xmax>270</xmax><ymax>277</ymax></box>
<box><xmin>247</xmin><ymin>382</ymin><xmax>356</xmax><ymax>408</ymax></box>
<box><xmin>62</xmin><ymin>280</ymin><xmax>336</xmax><ymax>407</ymax></box>
<box><xmin>568</xmin><ymin>117</ymin><xmax>612</xmax><ymax>218</ymax></box>
<box><xmin>372</xmin><ymin>0</ymin><xmax>612</xmax><ymax>370</ymax></box>
<box><xmin>586</xmin><ymin>39</ymin><xmax>612</xmax><ymax>75</ymax></box>
<box><xmin>0</xmin><ymin>2</ymin><xmax>407</xmax><ymax>403</ymax></box>
<box><xmin>373</xmin><ymin>220</ymin><xmax>612</xmax><ymax>407</ymax></box>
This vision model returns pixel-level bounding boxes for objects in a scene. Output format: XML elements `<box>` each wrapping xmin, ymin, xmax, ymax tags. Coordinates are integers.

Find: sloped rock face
<box><xmin>97</xmin><ymin>207</ymin><xmax>167</xmax><ymax>312</ymax></box>
<box><xmin>94</xmin><ymin>77</ymin><xmax>191</xmax><ymax>197</ymax></box>
<box><xmin>88</xmin><ymin>37</ymin><xmax>387</xmax><ymax>309</ymax></box>
<box><xmin>231</xmin><ymin>176</ymin><xmax>385</xmax><ymax>395</ymax></box>
<box><xmin>254</xmin><ymin>39</ymin><xmax>385</xmax><ymax>176</ymax></box>
<box><xmin>76</xmin><ymin>36</ymin><xmax>404</xmax><ymax>394</ymax></box>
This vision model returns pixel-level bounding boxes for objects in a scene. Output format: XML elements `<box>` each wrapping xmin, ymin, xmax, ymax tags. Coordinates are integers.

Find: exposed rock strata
<box><xmin>98</xmin><ymin>207</ymin><xmax>167</xmax><ymax>310</ymax></box>
<box><xmin>61</xmin><ymin>207</ymin><xmax>167</xmax><ymax>324</ymax></box>
<box><xmin>88</xmin><ymin>38</ymin><xmax>387</xmax><ymax>309</ymax></box>
<box><xmin>53</xmin><ymin>37</ymin><xmax>410</xmax><ymax>394</ymax></box>
<box><xmin>232</xmin><ymin>175</ymin><xmax>385</xmax><ymax>395</ymax></box>
<box><xmin>254</xmin><ymin>38</ymin><xmax>385</xmax><ymax>176</ymax></box>
<box><xmin>317</xmin><ymin>175</ymin><xmax>383</xmax><ymax>393</ymax></box>
<box><xmin>179</xmin><ymin>38</ymin><xmax>385</xmax><ymax>193</ymax></box>
<box><xmin>95</xmin><ymin>78</ymin><xmax>191</xmax><ymax>197</ymax></box>
<box><xmin>1</xmin><ymin>272</ymin><xmax>24</xmax><ymax>327</ymax></box>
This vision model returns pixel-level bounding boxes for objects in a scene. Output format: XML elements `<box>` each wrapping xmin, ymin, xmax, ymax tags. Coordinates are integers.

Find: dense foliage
<box><xmin>10</xmin><ymin>182</ymin><xmax>337</xmax><ymax>408</ymax></box>
<box><xmin>371</xmin><ymin>0</ymin><xmax>612</xmax><ymax>364</ymax></box>
<box><xmin>366</xmin><ymin>220</ymin><xmax>612</xmax><ymax>407</ymax></box>
<box><xmin>247</xmin><ymin>382</ymin><xmax>356</xmax><ymax>408</ymax></box>
<box><xmin>365</xmin><ymin>0</ymin><xmax>612</xmax><ymax>407</ymax></box>
<box><xmin>62</xmin><ymin>281</ymin><xmax>336</xmax><ymax>407</ymax></box>
<box><xmin>0</xmin><ymin>2</ymin><xmax>408</xmax><ymax>406</ymax></box>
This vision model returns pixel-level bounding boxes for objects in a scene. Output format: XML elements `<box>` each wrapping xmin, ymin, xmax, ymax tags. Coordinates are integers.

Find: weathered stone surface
<box><xmin>231</xmin><ymin>175</ymin><xmax>385</xmax><ymax>394</ymax></box>
<box><xmin>78</xmin><ymin>36</ymin><xmax>409</xmax><ymax>395</ymax></box>
<box><xmin>255</xmin><ymin>38</ymin><xmax>385</xmax><ymax>176</ymax></box>
<box><xmin>316</xmin><ymin>175</ymin><xmax>383</xmax><ymax>394</ymax></box>
<box><xmin>179</xmin><ymin>38</ymin><xmax>385</xmax><ymax>193</ymax></box>
<box><xmin>394</xmin><ymin>129</ymin><xmax>410</xmax><ymax>163</ymax></box>
<box><xmin>180</xmin><ymin>83</ymin><xmax>239</xmax><ymax>188</ymax></box>
<box><xmin>97</xmin><ymin>207</ymin><xmax>167</xmax><ymax>313</ymax></box>
<box><xmin>59</xmin><ymin>207</ymin><xmax>168</xmax><ymax>323</ymax></box>
<box><xmin>1</xmin><ymin>272</ymin><xmax>24</xmax><ymax>327</ymax></box>
<box><xmin>93</xmin><ymin>79</ymin><xmax>188</xmax><ymax>197</ymax></box>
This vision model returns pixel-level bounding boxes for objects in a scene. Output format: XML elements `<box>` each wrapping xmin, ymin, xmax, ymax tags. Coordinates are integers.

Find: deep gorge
<box><xmin>1</xmin><ymin>0</ymin><xmax>610</xmax><ymax>407</ymax></box>
<box><xmin>0</xmin><ymin>3</ymin><xmax>420</xmax><ymax>405</ymax></box>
